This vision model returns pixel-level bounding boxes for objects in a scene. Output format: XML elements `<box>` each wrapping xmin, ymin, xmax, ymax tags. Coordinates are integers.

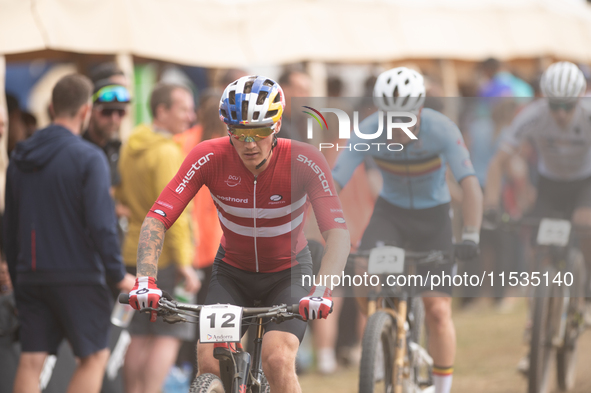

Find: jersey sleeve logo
<box><xmin>176</xmin><ymin>152</ymin><xmax>214</xmax><ymax>194</ymax></box>
<box><xmin>153</xmin><ymin>209</ymin><xmax>167</xmax><ymax>217</ymax></box>
<box><xmin>296</xmin><ymin>154</ymin><xmax>333</xmax><ymax>196</ymax></box>
<box><xmin>461</xmin><ymin>158</ymin><xmax>474</xmax><ymax>170</ymax></box>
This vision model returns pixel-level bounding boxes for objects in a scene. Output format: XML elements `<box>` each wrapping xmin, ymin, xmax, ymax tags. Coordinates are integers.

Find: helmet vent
<box><xmin>231</xmin><ymin>110</ymin><xmax>237</xmax><ymax>120</ymax></box>
<box><xmin>405</xmin><ymin>78</ymin><xmax>410</xmax><ymax>85</ymax></box>
<box><xmin>229</xmin><ymin>91</ymin><xmax>236</xmax><ymax>105</ymax></box>
<box><xmin>242</xmin><ymin>101</ymin><xmax>248</xmax><ymax>121</ymax></box>
<box><xmin>253</xmin><ymin>111</ymin><xmax>260</xmax><ymax>120</ymax></box>
<box><xmin>273</xmin><ymin>92</ymin><xmax>282</xmax><ymax>103</ymax></box>
<box><xmin>220</xmin><ymin>109</ymin><xmax>228</xmax><ymax>118</ymax></box>
<box><xmin>244</xmin><ymin>81</ymin><xmax>254</xmax><ymax>94</ymax></box>
<box><xmin>256</xmin><ymin>91</ymin><xmax>268</xmax><ymax>105</ymax></box>
<box><xmin>387</xmin><ymin>77</ymin><xmax>391</xmax><ymax>84</ymax></box>
<box><xmin>266</xmin><ymin>110</ymin><xmax>278</xmax><ymax>119</ymax></box>
<box><xmin>263</xmin><ymin>79</ymin><xmax>274</xmax><ymax>87</ymax></box>
<box><xmin>393</xmin><ymin>86</ymin><xmax>400</xmax><ymax>98</ymax></box>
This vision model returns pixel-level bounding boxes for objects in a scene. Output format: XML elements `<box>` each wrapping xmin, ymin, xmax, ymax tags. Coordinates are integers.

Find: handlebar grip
<box><xmin>286</xmin><ymin>304</ymin><xmax>300</xmax><ymax>314</ymax></box>
<box><xmin>118</xmin><ymin>293</ymin><xmax>130</xmax><ymax>305</ymax></box>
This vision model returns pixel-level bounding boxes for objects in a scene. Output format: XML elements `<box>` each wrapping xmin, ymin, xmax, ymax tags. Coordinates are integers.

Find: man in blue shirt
<box><xmin>5</xmin><ymin>74</ymin><xmax>134</xmax><ymax>393</ymax></box>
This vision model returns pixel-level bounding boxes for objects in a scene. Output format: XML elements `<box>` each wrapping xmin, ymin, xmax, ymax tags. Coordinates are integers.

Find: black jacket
<box><xmin>4</xmin><ymin>124</ymin><xmax>126</xmax><ymax>286</ymax></box>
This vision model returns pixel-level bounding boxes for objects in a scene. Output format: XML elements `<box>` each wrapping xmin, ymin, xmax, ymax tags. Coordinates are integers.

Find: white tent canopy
<box><xmin>1</xmin><ymin>0</ymin><xmax>591</xmax><ymax>66</ymax></box>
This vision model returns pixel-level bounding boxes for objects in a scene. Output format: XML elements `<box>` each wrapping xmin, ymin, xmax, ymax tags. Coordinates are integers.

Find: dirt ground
<box><xmin>298</xmin><ymin>298</ymin><xmax>591</xmax><ymax>393</ymax></box>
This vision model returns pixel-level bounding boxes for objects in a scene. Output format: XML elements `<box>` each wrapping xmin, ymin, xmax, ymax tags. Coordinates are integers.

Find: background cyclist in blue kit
<box><xmin>333</xmin><ymin>67</ymin><xmax>483</xmax><ymax>393</ymax></box>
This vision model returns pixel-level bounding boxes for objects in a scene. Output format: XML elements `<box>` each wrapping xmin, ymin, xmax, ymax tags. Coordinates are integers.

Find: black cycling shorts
<box><xmin>15</xmin><ymin>284</ymin><xmax>112</xmax><ymax>358</ymax></box>
<box><xmin>202</xmin><ymin>245</ymin><xmax>312</xmax><ymax>343</ymax></box>
<box><xmin>359</xmin><ymin>198</ymin><xmax>454</xmax><ymax>295</ymax></box>
<box><xmin>533</xmin><ymin>175</ymin><xmax>591</xmax><ymax>219</ymax></box>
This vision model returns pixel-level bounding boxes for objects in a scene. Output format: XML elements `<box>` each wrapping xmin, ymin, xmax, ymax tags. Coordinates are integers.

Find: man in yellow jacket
<box><xmin>116</xmin><ymin>83</ymin><xmax>200</xmax><ymax>393</ymax></box>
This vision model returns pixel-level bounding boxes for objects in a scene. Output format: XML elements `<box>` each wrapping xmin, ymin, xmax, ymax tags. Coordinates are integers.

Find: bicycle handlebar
<box><xmin>119</xmin><ymin>293</ymin><xmax>130</xmax><ymax>304</ymax></box>
<box><xmin>119</xmin><ymin>293</ymin><xmax>300</xmax><ymax>318</ymax></box>
<box><xmin>347</xmin><ymin>248</ymin><xmax>453</xmax><ymax>266</ymax></box>
<box><xmin>487</xmin><ymin>215</ymin><xmax>591</xmax><ymax>233</ymax></box>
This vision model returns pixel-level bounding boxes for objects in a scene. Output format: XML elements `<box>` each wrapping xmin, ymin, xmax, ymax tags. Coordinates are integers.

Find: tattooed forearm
<box><xmin>137</xmin><ymin>217</ymin><xmax>166</xmax><ymax>277</ymax></box>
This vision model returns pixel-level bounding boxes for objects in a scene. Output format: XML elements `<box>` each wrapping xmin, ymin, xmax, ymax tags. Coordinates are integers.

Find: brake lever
<box><xmin>162</xmin><ymin>315</ymin><xmax>187</xmax><ymax>324</ymax></box>
<box><xmin>138</xmin><ymin>307</ymin><xmax>159</xmax><ymax>315</ymax></box>
<box><xmin>272</xmin><ymin>312</ymin><xmax>304</xmax><ymax>323</ymax></box>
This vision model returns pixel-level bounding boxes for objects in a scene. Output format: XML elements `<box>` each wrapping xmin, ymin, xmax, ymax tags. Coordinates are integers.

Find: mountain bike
<box><xmin>119</xmin><ymin>293</ymin><xmax>303</xmax><ymax>393</ymax></box>
<box><xmin>350</xmin><ymin>247</ymin><xmax>453</xmax><ymax>393</ymax></box>
<box><xmin>506</xmin><ymin>217</ymin><xmax>588</xmax><ymax>393</ymax></box>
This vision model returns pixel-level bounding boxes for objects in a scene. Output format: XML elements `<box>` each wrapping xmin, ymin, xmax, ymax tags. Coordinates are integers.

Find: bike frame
<box><xmin>363</xmin><ymin>251</ymin><xmax>448</xmax><ymax>393</ymax></box>
<box><xmin>213</xmin><ymin>317</ymin><xmax>266</xmax><ymax>393</ymax></box>
<box><xmin>118</xmin><ymin>294</ymin><xmax>300</xmax><ymax>393</ymax></box>
<box><xmin>366</xmin><ymin>290</ymin><xmax>409</xmax><ymax>393</ymax></box>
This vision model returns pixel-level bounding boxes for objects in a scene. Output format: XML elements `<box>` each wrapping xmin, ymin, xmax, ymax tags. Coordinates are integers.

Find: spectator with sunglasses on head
<box><xmin>83</xmin><ymin>80</ymin><xmax>131</xmax><ymax>188</ymax></box>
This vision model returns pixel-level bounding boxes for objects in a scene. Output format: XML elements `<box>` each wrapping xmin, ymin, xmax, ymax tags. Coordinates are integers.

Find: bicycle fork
<box><xmin>214</xmin><ymin>342</ymin><xmax>250</xmax><ymax>393</ymax></box>
<box><xmin>214</xmin><ymin>316</ymin><xmax>266</xmax><ymax>393</ymax></box>
<box><xmin>394</xmin><ymin>299</ymin><xmax>408</xmax><ymax>393</ymax></box>
<box><xmin>381</xmin><ymin>297</ymin><xmax>408</xmax><ymax>393</ymax></box>
<box><xmin>553</xmin><ymin>288</ymin><xmax>570</xmax><ymax>347</ymax></box>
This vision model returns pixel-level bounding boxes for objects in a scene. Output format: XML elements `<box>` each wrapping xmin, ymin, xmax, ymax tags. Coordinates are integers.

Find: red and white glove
<box><xmin>129</xmin><ymin>277</ymin><xmax>162</xmax><ymax>322</ymax></box>
<box><xmin>299</xmin><ymin>286</ymin><xmax>333</xmax><ymax>321</ymax></box>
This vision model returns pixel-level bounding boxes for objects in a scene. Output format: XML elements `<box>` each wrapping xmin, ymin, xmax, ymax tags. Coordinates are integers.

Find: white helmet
<box><xmin>540</xmin><ymin>61</ymin><xmax>586</xmax><ymax>100</ymax></box>
<box><xmin>373</xmin><ymin>67</ymin><xmax>426</xmax><ymax>112</ymax></box>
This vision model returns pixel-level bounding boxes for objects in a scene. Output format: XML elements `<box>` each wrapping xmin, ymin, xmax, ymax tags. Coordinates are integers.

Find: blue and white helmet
<box><xmin>219</xmin><ymin>75</ymin><xmax>285</xmax><ymax>127</ymax></box>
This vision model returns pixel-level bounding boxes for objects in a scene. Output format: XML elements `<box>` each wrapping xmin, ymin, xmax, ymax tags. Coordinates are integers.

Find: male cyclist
<box><xmin>128</xmin><ymin>75</ymin><xmax>350</xmax><ymax>393</ymax></box>
<box><xmin>485</xmin><ymin>62</ymin><xmax>591</xmax><ymax>287</ymax></box>
<box><xmin>333</xmin><ymin>67</ymin><xmax>483</xmax><ymax>393</ymax></box>
<box><xmin>484</xmin><ymin>62</ymin><xmax>591</xmax><ymax>370</ymax></box>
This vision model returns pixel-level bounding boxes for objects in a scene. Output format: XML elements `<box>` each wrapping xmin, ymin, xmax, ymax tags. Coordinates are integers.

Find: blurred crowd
<box><xmin>1</xmin><ymin>57</ymin><xmax>590</xmax><ymax>393</ymax></box>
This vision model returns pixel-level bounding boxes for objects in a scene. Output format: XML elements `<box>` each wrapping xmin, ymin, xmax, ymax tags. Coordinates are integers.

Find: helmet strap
<box><xmin>255</xmin><ymin>135</ymin><xmax>278</xmax><ymax>170</ymax></box>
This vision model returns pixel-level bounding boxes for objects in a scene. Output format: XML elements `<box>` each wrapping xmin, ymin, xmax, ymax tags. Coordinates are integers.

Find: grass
<box><xmin>299</xmin><ymin>298</ymin><xmax>591</xmax><ymax>393</ymax></box>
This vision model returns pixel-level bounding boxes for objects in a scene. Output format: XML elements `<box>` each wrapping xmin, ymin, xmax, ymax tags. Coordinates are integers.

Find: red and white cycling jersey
<box><xmin>147</xmin><ymin>137</ymin><xmax>347</xmax><ymax>273</ymax></box>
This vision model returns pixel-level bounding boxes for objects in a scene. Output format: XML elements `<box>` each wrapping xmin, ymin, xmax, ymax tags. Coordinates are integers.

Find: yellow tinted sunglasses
<box><xmin>228</xmin><ymin>125</ymin><xmax>276</xmax><ymax>143</ymax></box>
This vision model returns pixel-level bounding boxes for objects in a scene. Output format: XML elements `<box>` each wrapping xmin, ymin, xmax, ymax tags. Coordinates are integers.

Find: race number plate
<box><xmin>368</xmin><ymin>246</ymin><xmax>406</xmax><ymax>274</ymax></box>
<box><xmin>199</xmin><ymin>305</ymin><xmax>242</xmax><ymax>343</ymax></box>
<box><xmin>536</xmin><ymin>218</ymin><xmax>571</xmax><ymax>247</ymax></box>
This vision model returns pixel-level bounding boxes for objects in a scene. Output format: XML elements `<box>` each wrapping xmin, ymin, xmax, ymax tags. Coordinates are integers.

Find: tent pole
<box><xmin>440</xmin><ymin>59</ymin><xmax>459</xmax><ymax>123</ymax></box>
<box><xmin>307</xmin><ymin>61</ymin><xmax>327</xmax><ymax>97</ymax></box>
<box><xmin>0</xmin><ymin>55</ymin><xmax>8</xmax><ymax>213</ymax></box>
<box><xmin>115</xmin><ymin>53</ymin><xmax>135</xmax><ymax>141</ymax></box>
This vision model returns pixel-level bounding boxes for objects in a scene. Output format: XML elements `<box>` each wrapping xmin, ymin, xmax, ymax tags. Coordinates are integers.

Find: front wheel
<box><xmin>528</xmin><ymin>268</ymin><xmax>561</xmax><ymax>393</ymax></box>
<box><xmin>359</xmin><ymin>311</ymin><xmax>396</xmax><ymax>393</ymax></box>
<box><xmin>190</xmin><ymin>373</ymin><xmax>225</xmax><ymax>393</ymax></box>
